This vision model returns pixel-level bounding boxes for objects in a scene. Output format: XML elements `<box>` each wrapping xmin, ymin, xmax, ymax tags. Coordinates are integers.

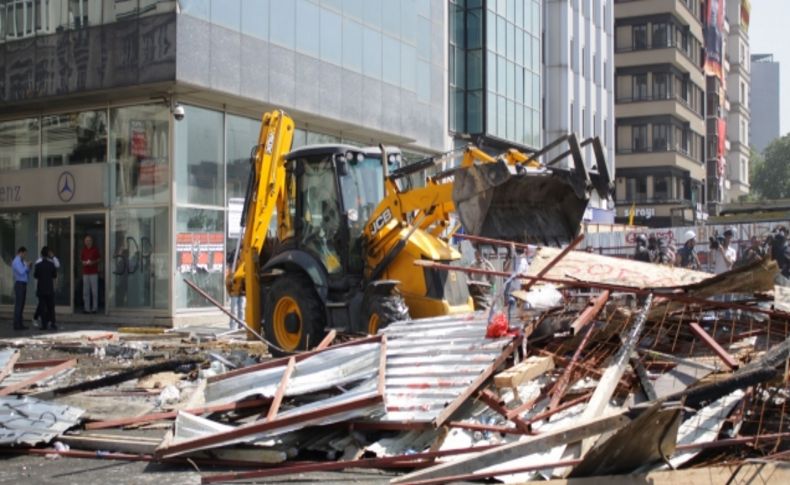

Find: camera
<box><xmin>709</xmin><ymin>236</ymin><xmax>723</xmax><ymax>250</ymax></box>
<box><xmin>172</xmin><ymin>103</ymin><xmax>185</xmax><ymax>121</ymax></box>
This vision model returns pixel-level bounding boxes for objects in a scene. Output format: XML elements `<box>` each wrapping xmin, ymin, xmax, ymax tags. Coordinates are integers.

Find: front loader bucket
<box><xmin>452</xmin><ymin>161</ymin><xmax>590</xmax><ymax>245</ymax></box>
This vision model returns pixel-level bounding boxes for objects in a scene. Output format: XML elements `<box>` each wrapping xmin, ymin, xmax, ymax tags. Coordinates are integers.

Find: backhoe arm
<box><xmin>227</xmin><ymin>110</ymin><xmax>295</xmax><ymax>333</ymax></box>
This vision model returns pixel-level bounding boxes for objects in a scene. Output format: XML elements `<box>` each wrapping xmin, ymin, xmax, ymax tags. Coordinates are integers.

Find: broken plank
<box><xmin>0</xmin><ymin>349</ymin><xmax>20</xmax><ymax>384</ymax></box>
<box><xmin>392</xmin><ymin>412</ymin><xmax>631</xmax><ymax>484</ymax></box>
<box><xmin>60</xmin><ymin>433</ymin><xmax>161</xmax><ymax>455</ymax></box>
<box><xmin>494</xmin><ymin>355</ymin><xmax>554</xmax><ymax>389</ymax></box>
<box><xmin>315</xmin><ymin>329</ymin><xmax>337</xmax><ymax>350</ymax></box>
<box><xmin>266</xmin><ymin>357</ymin><xmax>295</xmax><ymax>421</ymax></box>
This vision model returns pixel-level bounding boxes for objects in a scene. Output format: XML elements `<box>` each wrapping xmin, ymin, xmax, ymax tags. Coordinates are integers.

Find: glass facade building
<box><xmin>0</xmin><ymin>0</ymin><xmax>445</xmax><ymax>326</ymax></box>
<box><xmin>450</xmin><ymin>0</ymin><xmax>542</xmax><ymax>149</ymax></box>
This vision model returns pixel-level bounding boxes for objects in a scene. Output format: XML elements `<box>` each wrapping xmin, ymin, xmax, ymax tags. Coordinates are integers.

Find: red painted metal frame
<box><xmin>414</xmin><ymin>260</ymin><xmax>790</xmax><ymax>319</ymax></box>
<box><xmin>522</xmin><ymin>234</ymin><xmax>585</xmax><ymax>292</ymax></box>
<box><xmin>85</xmin><ymin>398</ymin><xmax>272</xmax><ymax>430</ymax></box>
<box><xmin>0</xmin><ymin>358</ymin><xmax>76</xmax><ymax>396</ymax></box>
<box><xmin>689</xmin><ymin>322</ymin><xmax>740</xmax><ymax>370</ymax></box>
<box><xmin>432</xmin><ymin>336</ymin><xmax>521</xmax><ymax>428</ymax></box>
<box><xmin>199</xmin><ymin>444</ymin><xmax>501</xmax><ymax>483</ymax></box>
<box><xmin>209</xmin><ymin>335</ymin><xmax>382</xmax><ymax>383</ymax></box>
<box><xmin>477</xmin><ymin>389</ymin><xmax>531</xmax><ymax>432</ymax></box>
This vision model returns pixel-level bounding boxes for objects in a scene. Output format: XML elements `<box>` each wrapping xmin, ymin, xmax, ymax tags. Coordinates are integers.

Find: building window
<box><xmin>652</xmin><ymin>23</ymin><xmax>669</xmax><ymax>48</ymax></box>
<box><xmin>0</xmin><ymin>118</ymin><xmax>39</xmax><ymax>171</ymax></box>
<box><xmin>633</xmin><ymin>24</ymin><xmax>647</xmax><ymax>49</ymax></box>
<box><xmin>42</xmin><ymin>110</ymin><xmax>107</xmax><ymax>167</ymax></box>
<box><xmin>653</xmin><ymin>124</ymin><xmax>671</xmax><ymax>151</ymax></box>
<box><xmin>633</xmin><ymin>74</ymin><xmax>648</xmax><ymax>100</ymax></box>
<box><xmin>654</xmin><ymin>176</ymin><xmax>670</xmax><ymax>200</ymax></box>
<box><xmin>110</xmin><ymin>104</ymin><xmax>170</xmax><ymax>206</ymax></box>
<box><xmin>653</xmin><ymin>73</ymin><xmax>670</xmax><ymax>99</ymax></box>
<box><xmin>0</xmin><ymin>212</ymin><xmax>37</xmax><ymax>305</ymax></box>
<box><xmin>110</xmin><ymin>207</ymin><xmax>169</xmax><ymax>310</ymax></box>
<box><xmin>626</xmin><ymin>177</ymin><xmax>648</xmax><ymax>202</ymax></box>
<box><xmin>176</xmin><ymin>209</ymin><xmax>225</xmax><ymax>309</ymax></box>
<box><xmin>174</xmin><ymin>105</ymin><xmax>224</xmax><ymax>207</ymax></box>
<box><xmin>633</xmin><ymin>125</ymin><xmax>648</xmax><ymax>152</ymax></box>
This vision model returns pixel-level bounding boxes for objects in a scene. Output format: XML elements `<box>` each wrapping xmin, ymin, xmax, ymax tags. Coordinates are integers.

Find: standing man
<box><xmin>33</xmin><ymin>248</ymin><xmax>60</xmax><ymax>327</ymax></box>
<box><xmin>34</xmin><ymin>247</ymin><xmax>58</xmax><ymax>331</ymax></box>
<box><xmin>81</xmin><ymin>235</ymin><xmax>101</xmax><ymax>313</ymax></box>
<box><xmin>12</xmin><ymin>247</ymin><xmax>30</xmax><ymax>330</ymax></box>
<box><xmin>676</xmin><ymin>231</ymin><xmax>701</xmax><ymax>270</ymax></box>
<box><xmin>710</xmin><ymin>229</ymin><xmax>736</xmax><ymax>274</ymax></box>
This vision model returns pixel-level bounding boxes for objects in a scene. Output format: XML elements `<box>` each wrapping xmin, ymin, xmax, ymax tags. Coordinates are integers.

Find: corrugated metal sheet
<box><xmin>0</xmin><ymin>396</ymin><xmax>84</xmax><ymax>446</ymax></box>
<box><xmin>379</xmin><ymin>313</ymin><xmax>513</xmax><ymax>423</ymax></box>
<box><xmin>205</xmin><ymin>342</ymin><xmax>381</xmax><ymax>405</ymax></box>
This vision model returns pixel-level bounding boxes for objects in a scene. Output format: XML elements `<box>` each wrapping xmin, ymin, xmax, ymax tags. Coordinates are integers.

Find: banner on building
<box><xmin>176</xmin><ymin>232</ymin><xmax>225</xmax><ymax>273</ymax></box>
<box><xmin>741</xmin><ymin>0</ymin><xmax>751</xmax><ymax>32</ymax></box>
<box><xmin>704</xmin><ymin>0</ymin><xmax>726</xmax><ymax>80</ymax></box>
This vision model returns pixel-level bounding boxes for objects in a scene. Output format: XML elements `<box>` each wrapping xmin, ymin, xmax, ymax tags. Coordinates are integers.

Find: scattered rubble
<box><xmin>1</xmin><ymin>244</ymin><xmax>790</xmax><ymax>484</ymax></box>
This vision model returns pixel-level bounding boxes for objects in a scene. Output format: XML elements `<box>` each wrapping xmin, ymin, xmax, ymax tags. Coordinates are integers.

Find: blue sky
<box><xmin>750</xmin><ymin>0</ymin><xmax>789</xmax><ymax>134</ymax></box>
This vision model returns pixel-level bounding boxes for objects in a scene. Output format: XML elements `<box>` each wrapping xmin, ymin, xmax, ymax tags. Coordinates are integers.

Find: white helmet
<box><xmin>683</xmin><ymin>230</ymin><xmax>696</xmax><ymax>243</ymax></box>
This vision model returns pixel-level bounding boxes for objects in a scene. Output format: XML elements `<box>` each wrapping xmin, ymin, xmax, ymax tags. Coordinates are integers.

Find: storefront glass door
<box><xmin>40</xmin><ymin>211</ymin><xmax>107</xmax><ymax>313</ymax></box>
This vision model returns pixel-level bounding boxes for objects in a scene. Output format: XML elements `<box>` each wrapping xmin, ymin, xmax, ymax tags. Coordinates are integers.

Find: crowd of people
<box><xmin>631</xmin><ymin>226</ymin><xmax>790</xmax><ymax>278</ymax></box>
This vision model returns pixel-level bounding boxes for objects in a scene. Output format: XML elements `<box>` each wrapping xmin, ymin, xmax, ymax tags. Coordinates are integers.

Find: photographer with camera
<box><xmin>676</xmin><ymin>230</ymin><xmax>701</xmax><ymax>270</ymax></box>
<box><xmin>709</xmin><ymin>229</ymin><xmax>736</xmax><ymax>274</ymax></box>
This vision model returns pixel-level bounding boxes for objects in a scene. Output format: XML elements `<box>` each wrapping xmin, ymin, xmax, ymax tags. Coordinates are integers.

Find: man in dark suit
<box><xmin>34</xmin><ymin>247</ymin><xmax>58</xmax><ymax>331</ymax></box>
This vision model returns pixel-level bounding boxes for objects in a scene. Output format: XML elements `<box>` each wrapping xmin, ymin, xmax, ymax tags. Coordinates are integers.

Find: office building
<box><xmin>0</xmin><ymin>0</ymin><xmax>447</xmax><ymax>325</ymax></box>
<box><xmin>750</xmin><ymin>54</ymin><xmax>781</xmax><ymax>153</ymax></box>
<box><xmin>543</xmin><ymin>0</ymin><xmax>615</xmax><ymax>223</ymax></box>
<box><xmin>449</xmin><ymin>0</ymin><xmax>543</xmax><ymax>151</ymax></box>
<box><xmin>723</xmin><ymin>0</ymin><xmax>750</xmax><ymax>202</ymax></box>
<box><xmin>612</xmin><ymin>0</ymin><xmax>707</xmax><ymax>227</ymax></box>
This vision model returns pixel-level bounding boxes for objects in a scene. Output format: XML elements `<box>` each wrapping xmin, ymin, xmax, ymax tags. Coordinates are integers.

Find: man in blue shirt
<box><xmin>12</xmin><ymin>246</ymin><xmax>31</xmax><ymax>330</ymax></box>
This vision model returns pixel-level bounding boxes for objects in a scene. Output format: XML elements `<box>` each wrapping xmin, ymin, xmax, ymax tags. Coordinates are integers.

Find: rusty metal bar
<box><xmin>406</xmin><ymin>458</ymin><xmax>584</xmax><ymax>485</ymax></box>
<box><xmin>413</xmin><ymin>260</ymin><xmax>790</xmax><ymax>319</ymax></box>
<box><xmin>522</xmin><ymin>234</ymin><xmax>584</xmax><ymax>292</ymax></box>
<box><xmin>209</xmin><ymin>335</ymin><xmax>382</xmax><ymax>383</ymax></box>
<box><xmin>85</xmin><ymin>398</ymin><xmax>272</xmax><ymax>430</ymax></box>
<box><xmin>199</xmin><ymin>444</ymin><xmax>501</xmax><ymax>483</ymax></box>
<box><xmin>266</xmin><ymin>357</ymin><xmax>295</xmax><ymax>421</ymax></box>
<box><xmin>0</xmin><ymin>359</ymin><xmax>76</xmax><ymax>396</ymax></box>
<box><xmin>156</xmin><ymin>393</ymin><xmax>384</xmax><ymax>459</ymax></box>
<box><xmin>432</xmin><ymin>336</ymin><xmax>521</xmax><ymax>428</ymax></box>
<box><xmin>448</xmin><ymin>420</ymin><xmax>529</xmax><ymax>435</ymax></box>
<box><xmin>477</xmin><ymin>389</ymin><xmax>531</xmax><ymax>432</ymax></box>
<box><xmin>689</xmin><ymin>322</ymin><xmax>740</xmax><ymax>370</ymax></box>
<box><xmin>545</xmin><ymin>291</ymin><xmax>609</xmax><ymax>410</ymax></box>
<box><xmin>522</xmin><ymin>392</ymin><xmax>593</xmax><ymax>426</ymax></box>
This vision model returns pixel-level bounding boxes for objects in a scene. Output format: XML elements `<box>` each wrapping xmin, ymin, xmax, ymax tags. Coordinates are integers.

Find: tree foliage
<box><xmin>752</xmin><ymin>134</ymin><xmax>790</xmax><ymax>200</ymax></box>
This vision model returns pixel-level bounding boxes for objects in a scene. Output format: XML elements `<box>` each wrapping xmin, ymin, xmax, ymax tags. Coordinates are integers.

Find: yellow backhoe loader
<box><xmin>227</xmin><ymin>110</ymin><xmax>611</xmax><ymax>354</ymax></box>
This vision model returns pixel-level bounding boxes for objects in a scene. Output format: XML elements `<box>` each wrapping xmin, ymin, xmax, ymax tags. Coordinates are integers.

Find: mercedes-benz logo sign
<box><xmin>58</xmin><ymin>171</ymin><xmax>75</xmax><ymax>202</ymax></box>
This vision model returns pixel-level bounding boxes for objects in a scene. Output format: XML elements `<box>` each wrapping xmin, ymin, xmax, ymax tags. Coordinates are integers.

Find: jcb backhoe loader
<box><xmin>227</xmin><ymin>110</ymin><xmax>611</xmax><ymax>354</ymax></box>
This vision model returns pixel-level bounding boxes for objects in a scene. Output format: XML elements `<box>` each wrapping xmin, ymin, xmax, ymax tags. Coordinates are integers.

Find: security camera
<box><xmin>172</xmin><ymin>103</ymin><xmax>185</xmax><ymax>121</ymax></box>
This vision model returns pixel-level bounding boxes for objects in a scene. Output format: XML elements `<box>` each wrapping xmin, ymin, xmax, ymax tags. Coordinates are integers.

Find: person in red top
<box><xmin>81</xmin><ymin>235</ymin><xmax>101</xmax><ymax>313</ymax></box>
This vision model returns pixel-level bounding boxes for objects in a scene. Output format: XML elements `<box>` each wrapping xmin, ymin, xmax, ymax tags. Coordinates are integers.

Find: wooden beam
<box><xmin>0</xmin><ymin>350</ymin><xmax>20</xmax><ymax>384</ymax></box>
<box><xmin>266</xmin><ymin>357</ymin><xmax>295</xmax><ymax>421</ymax></box>
<box><xmin>392</xmin><ymin>412</ymin><xmax>630</xmax><ymax>484</ymax></box>
<box><xmin>494</xmin><ymin>355</ymin><xmax>554</xmax><ymax>389</ymax></box>
<box><xmin>476</xmin><ymin>389</ymin><xmax>531</xmax><ymax>433</ymax></box>
<box><xmin>315</xmin><ymin>329</ymin><xmax>337</xmax><ymax>350</ymax></box>
<box><xmin>0</xmin><ymin>359</ymin><xmax>76</xmax><ymax>396</ymax></box>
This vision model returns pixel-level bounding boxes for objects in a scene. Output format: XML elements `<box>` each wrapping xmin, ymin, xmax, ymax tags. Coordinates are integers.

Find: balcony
<box><xmin>616</xmin><ymin>48</ymin><xmax>704</xmax><ymax>86</ymax></box>
<box><xmin>616</xmin><ymin>148</ymin><xmax>705</xmax><ymax>179</ymax></box>
<box><xmin>615</xmin><ymin>0</ymin><xmax>703</xmax><ymax>38</ymax></box>
<box><xmin>616</xmin><ymin>96</ymin><xmax>704</xmax><ymax>130</ymax></box>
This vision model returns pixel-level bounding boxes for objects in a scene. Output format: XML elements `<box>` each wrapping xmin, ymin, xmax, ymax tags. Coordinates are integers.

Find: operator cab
<box><xmin>283</xmin><ymin>144</ymin><xmax>398</xmax><ymax>284</ymax></box>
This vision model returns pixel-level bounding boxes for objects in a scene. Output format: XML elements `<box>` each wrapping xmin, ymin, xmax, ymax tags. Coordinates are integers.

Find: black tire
<box><xmin>362</xmin><ymin>293</ymin><xmax>410</xmax><ymax>335</ymax></box>
<box><xmin>468</xmin><ymin>281</ymin><xmax>492</xmax><ymax>311</ymax></box>
<box><xmin>263</xmin><ymin>273</ymin><xmax>325</xmax><ymax>356</ymax></box>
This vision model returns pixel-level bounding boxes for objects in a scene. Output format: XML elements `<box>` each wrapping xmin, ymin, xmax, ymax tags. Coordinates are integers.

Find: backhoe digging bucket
<box><xmin>452</xmin><ymin>134</ymin><xmax>611</xmax><ymax>246</ymax></box>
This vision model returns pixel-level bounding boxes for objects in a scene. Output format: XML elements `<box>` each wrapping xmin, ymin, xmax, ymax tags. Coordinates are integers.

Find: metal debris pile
<box><xmin>2</xmin><ymin>246</ymin><xmax>790</xmax><ymax>483</ymax></box>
